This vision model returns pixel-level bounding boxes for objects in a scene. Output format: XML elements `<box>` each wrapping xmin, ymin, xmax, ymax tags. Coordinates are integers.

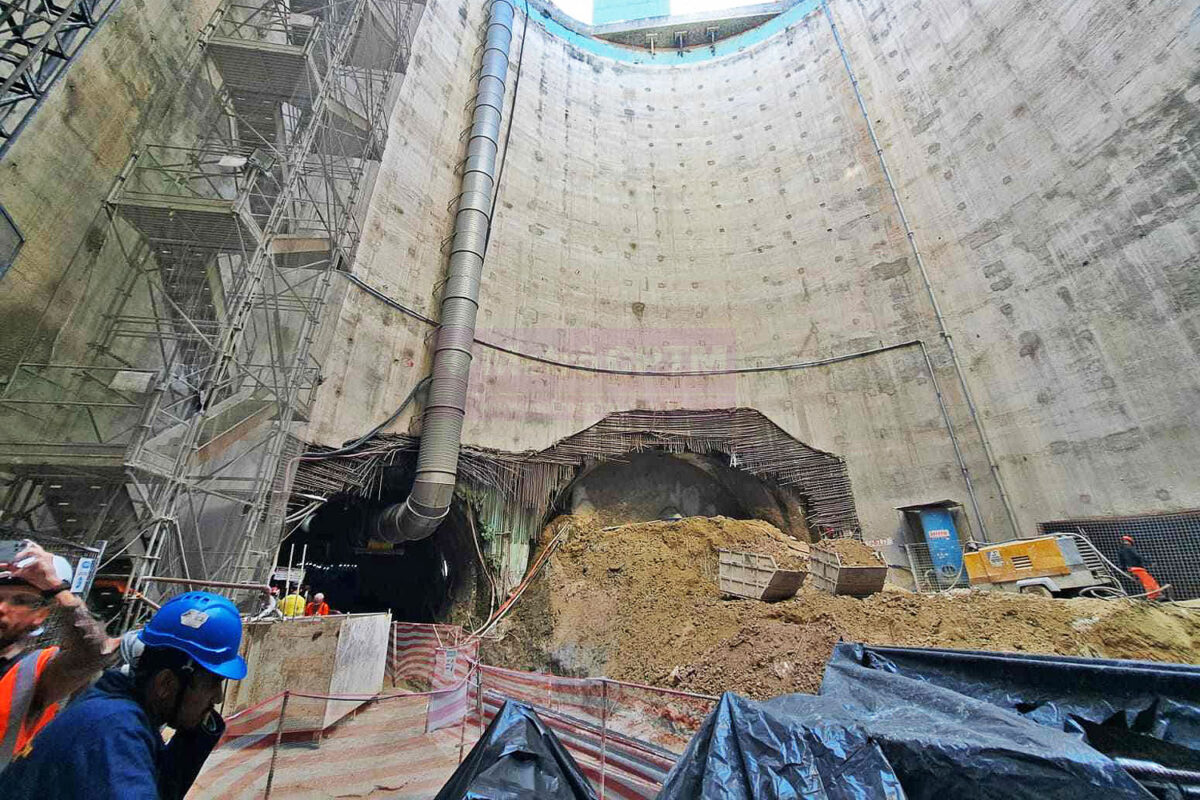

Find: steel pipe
<box><xmin>139</xmin><ymin>575</ymin><xmax>272</xmax><ymax>593</ymax></box>
<box><xmin>376</xmin><ymin>0</ymin><xmax>516</xmax><ymax>543</ymax></box>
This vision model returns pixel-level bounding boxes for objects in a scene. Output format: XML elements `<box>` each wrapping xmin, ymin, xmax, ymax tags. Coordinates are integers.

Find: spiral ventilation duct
<box><xmin>374</xmin><ymin>0</ymin><xmax>515</xmax><ymax>543</ymax></box>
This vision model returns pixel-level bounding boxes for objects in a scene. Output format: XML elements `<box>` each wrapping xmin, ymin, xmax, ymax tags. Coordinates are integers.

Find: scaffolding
<box><xmin>0</xmin><ymin>0</ymin><xmax>424</xmax><ymax>627</ymax></box>
<box><xmin>0</xmin><ymin>0</ymin><xmax>123</xmax><ymax>156</ymax></box>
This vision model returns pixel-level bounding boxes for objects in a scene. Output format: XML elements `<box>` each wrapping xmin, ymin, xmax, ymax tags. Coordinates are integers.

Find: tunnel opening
<box><xmin>552</xmin><ymin>450</ymin><xmax>812</xmax><ymax>541</ymax></box>
<box><xmin>281</xmin><ymin>493</ymin><xmax>484</xmax><ymax>624</ymax></box>
<box><xmin>286</xmin><ymin>409</ymin><xmax>858</xmax><ymax>621</ymax></box>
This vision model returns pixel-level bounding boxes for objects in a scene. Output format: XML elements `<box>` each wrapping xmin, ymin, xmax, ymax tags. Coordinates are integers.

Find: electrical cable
<box><xmin>341</xmin><ymin>271</ymin><xmax>920</xmax><ymax>377</ymax></box>
<box><xmin>466</xmin><ymin>510</ymin><xmax>499</xmax><ymax>620</ymax></box>
<box><xmin>469</xmin><ymin>521</ymin><xmax>570</xmax><ymax>639</ymax></box>
<box><xmin>1072</xmin><ymin>528</ymin><xmax>1136</xmax><ymax>585</ymax></box>
<box><xmin>279</xmin><ymin>375</ymin><xmax>433</xmax><ymax>528</ymax></box>
<box><xmin>301</xmin><ymin>374</ymin><xmax>431</xmax><ymax>461</ymax></box>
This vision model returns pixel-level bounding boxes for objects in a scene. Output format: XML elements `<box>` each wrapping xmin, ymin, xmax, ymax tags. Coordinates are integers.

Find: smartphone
<box><xmin>0</xmin><ymin>539</ymin><xmax>26</xmax><ymax>565</ymax></box>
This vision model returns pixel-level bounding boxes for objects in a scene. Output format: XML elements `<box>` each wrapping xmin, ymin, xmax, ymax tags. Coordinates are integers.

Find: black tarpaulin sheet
<box><xmin>657</xmin><ymin>691</ymin><xmax>905</xmax><ymax>800</ymax></box>
<box><xmin>659</xmin><ymin>643</ymin><xmax>1166</xmax><ymax>800</ymax></box>
<box><xmin>433</xmin><ymin>701</ymin><xmax>597</xmax><ymax>800</ymax></box>
<box><xmin>825</xmin><ymin>643</ymin><xmax>1200</xmax><ymax>753</ymax></box>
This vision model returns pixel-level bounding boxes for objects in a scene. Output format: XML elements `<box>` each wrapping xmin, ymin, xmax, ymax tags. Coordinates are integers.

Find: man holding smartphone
<box><xmin>0</xmin><ymin>539</ymin><xmax>111</xmax><ymax>769</ymax></box>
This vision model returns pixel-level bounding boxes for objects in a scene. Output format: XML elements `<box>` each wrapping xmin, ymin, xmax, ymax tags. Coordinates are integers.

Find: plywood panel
<box><xmin>325</xmin><ymin>612</ymin><xmax>391</xmax><ymax>727</ymax></box>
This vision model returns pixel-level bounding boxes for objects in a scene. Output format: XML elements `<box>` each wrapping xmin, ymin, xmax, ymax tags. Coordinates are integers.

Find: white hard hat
<box><xmin>314</xmin><ymin>592</ymin><xmax>325</xmax><ymax>601</ymax></box>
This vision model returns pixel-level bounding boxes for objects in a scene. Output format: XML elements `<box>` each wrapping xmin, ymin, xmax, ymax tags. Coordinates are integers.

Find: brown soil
<box><xmin>813</xmin><ymin>537</ymin><xmax>884</xmax><ymax>567</ymax></box>
<box><xmin>482</xmin><ymin>515</ymin><xmax>1200</xmax><ymax>700</ymax></box>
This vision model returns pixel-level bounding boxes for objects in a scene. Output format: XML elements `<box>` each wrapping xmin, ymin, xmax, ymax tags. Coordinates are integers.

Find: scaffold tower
<box><xmin>0</xmin><ymin>0</ymin><xmax>424</xmax><ymax>627</ymax></box>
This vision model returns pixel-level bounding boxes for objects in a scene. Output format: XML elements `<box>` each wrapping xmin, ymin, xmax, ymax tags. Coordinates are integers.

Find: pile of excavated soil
<box><xmin>813</xmin><ymin>537</ymin><xmax>883</xmax><ymax>567</ymax></box>
<box><xmin>481</xmin><ymin>515</ymin><xmax>1200</xmax><ymax>700</ymax></box>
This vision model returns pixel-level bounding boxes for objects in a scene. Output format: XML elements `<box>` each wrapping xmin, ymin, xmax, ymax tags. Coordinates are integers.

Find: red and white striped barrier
<box><xmin>427</xmin><ymin>639</ymin><xmax>479</xmax><ymax>732</ymax></box>
<box><xmin>463</xmin><ymin>663</ymin><xmax>716</xmax><ymax>799</ymax></box>
<box><xmin>204</xmin><ymin>621</ymin><xmax>717</xmax><ymax>799</ymax></box>
<box><xmin>387</xmin><ymin>622</ymin><xmax>466</xmax><ymax>686</ymax></box>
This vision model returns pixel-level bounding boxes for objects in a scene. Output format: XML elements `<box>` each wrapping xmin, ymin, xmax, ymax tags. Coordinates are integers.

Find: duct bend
<box><xmin>375</xmin><ymin>0</ymin><xmax>515</xmax><ymax>543</ymax></box>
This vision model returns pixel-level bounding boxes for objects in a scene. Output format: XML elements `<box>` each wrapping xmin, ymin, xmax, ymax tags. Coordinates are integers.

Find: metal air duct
<box><xmin>375</xmin><ymin>0</ymin><xmax>515</xmax><ymax>543</ymax></box>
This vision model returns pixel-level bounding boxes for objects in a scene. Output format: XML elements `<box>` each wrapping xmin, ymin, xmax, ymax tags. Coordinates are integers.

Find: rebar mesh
<box><xmin>294</xmin><ymin>408</ymin><xmax>862</xmax><ymax>591</ymax></box>
<box><xmin>1039</xmin><ymin>511</ymin><xmax>1200</xmax><ymax>600</ymax></box>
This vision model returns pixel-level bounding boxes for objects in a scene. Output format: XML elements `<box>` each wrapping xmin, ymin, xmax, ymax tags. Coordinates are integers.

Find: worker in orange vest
<box><xmin>305</xmin><ymin>592</ymin><xmax>330</xmax><ymax>616</ymax></box>
<box><xmin>1117</xmin><ymin>535</ymin><xmax>1163</xmax><ymax>600</ymax></box>
<box><xmin>0</xmin><ymin>539</ymin><xmax>110</xmax><ymax>768</ymax></box>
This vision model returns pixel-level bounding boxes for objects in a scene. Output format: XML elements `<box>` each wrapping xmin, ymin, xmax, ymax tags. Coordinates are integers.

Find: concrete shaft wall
<box><xmin>835</xmin><ymin>0</ymin><xmax>1200</xmax><ymax>529</ymax></box>
<box><xmin>309</xmin><ymin>0</ymin><xmax>1200</xmax><ymax>541</ymax></box>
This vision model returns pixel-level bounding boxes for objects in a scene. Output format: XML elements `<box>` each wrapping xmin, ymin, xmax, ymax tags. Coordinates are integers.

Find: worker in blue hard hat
<box><xmin>1</xmin><ymin>591</ymin><xmax>248</xmax><ymax>799</ymax></box>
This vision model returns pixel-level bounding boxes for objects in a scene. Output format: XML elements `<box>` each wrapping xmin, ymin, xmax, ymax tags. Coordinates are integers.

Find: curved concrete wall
<box><xmin>834</xmin><ymin>0</ymin><xmax>1200</xmax><ymax>529</ymax></box>
<box><xmin>310</xmin><ymin>0</ymin><xmax>1200</xmax><ymax>542</ymax></box>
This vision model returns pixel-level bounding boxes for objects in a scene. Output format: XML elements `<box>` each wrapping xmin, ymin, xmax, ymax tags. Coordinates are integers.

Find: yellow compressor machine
<box><xmin>963</xmin><ymin>533</ymin><xmax>1125</xmax><ymax>598</ymax></box>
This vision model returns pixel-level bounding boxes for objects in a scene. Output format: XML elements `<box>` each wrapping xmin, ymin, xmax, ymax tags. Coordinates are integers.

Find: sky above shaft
<box><xmin>551</xmin><ymin>1</ymin><xmax>764</xmax><ymax>25</ymax></box>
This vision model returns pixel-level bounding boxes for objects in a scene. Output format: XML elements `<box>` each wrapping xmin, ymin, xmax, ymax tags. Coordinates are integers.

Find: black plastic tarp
<box><xmin>433</xmin><ymin>700</ymin><xmax>598</xmax><ymax>800</ymax></box>
<box><xmin>826</xmin><ymin>643</ymin><xmax>1200</xmax><ymax>756</ymax></box>
<box><xmin>657</xmin><ymin>642</ymin><xmax>1200</xmax><ymax>800</ymax></box>
<box><xmin>657</xmin><ymin>691</ymin><xmax>906</xmax><ymax>800</ymax></box>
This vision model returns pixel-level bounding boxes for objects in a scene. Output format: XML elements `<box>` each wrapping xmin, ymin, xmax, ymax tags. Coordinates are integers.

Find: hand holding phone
<box><xmin>1</xmin><ymin>540</ymin><xmax>62</xmax><ymax>592</ymax></box>
<box><xmin>0</xmin><ymin>539</ymin><xmax>27</xmax><ymax>568</ymax></box>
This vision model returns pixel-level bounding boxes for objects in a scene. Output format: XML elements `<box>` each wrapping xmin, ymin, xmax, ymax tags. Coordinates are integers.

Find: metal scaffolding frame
<box><xmin>0</xmin><ymin>0</ymin><xmax>122</xmax><ymax>156</ymax></box>
<box><xmin>0</xmin><ymin>0</ymin><xmax>423</xmax><ymax>627</ymax></box>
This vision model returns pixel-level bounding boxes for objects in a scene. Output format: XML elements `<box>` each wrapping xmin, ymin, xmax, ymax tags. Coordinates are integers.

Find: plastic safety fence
<box><xmin>194</xmin><ymin>621</ymin><xmax>714</xmax><ymax>799</ymax></box>
<box><xmin>428</xmin><ymin>636</ymin><xmax>479</xmax><ymax>733</ymax></box>
<box><xmin>387</xmin><ymin>621</ymin><xmax>470</xmax><ymax>686</ymax></box>
<box><xmin>197</xmin><ymin>686</ymin><xmax>472</xmax><ymax>798</ymax></box>
<box><xmin>466</xmin><ymin>664</ymin><xmax>717</xmax><ymax>799</ymax></box>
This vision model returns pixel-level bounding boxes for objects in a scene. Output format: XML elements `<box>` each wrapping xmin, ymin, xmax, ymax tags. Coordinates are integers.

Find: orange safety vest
<box><xmin>0</xmin><ymin>647</ymin><xmax>60</xmax><ymax>768</ymax></box>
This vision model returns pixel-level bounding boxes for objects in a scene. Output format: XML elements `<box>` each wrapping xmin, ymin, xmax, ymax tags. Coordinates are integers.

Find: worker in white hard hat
<box><xmin>0</xmin><ymin>539</ymin><xmax>111</xmax><ymax>768</ymax></box>
<box><xmin>304</xmin><ymin>592</ymin><xmax>330</xmax><ymax>616</ymax></box>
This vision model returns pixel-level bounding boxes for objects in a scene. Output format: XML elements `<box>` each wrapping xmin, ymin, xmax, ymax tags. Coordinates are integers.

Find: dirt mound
<box><xmin>814</xmin><ymin>537</ymin><xmax>883</xmax><ymax>567</ymax></box>
<box><xmin>482</xmin><ymin>515</ymin><xmax>1200</xmax><ymax>700</ymax></box>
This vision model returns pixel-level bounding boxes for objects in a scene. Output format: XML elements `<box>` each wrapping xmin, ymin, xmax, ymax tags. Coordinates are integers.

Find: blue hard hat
<box><xmin>138</xmin><ymin>591</ymin><xmax>248</xmax><ymax>680</ymax></box>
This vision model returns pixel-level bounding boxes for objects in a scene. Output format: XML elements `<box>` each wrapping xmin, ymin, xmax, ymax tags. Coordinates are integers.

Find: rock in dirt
<box><xmin>481</xmin><ymin>514</ymin><xmax>1200</xmax><ymax>700</ymax></box>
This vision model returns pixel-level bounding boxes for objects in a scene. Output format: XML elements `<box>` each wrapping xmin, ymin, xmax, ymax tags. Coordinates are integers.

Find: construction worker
<box><xmin>0</xmin><ymin>540</ymin><xmax>110</xmax><ymax>770</ymax></box>
<box><xmin>305</xmin><ymin>591</ymin><xmax>330</xmax><ymax>616</ymax></box>
<box><xmin>279</xmin><ymin>587</ymin><xmax>306</xmax><ymax>617</ymax></box>
<box><xmin>250</xmin><ymin>585</ymin><xmax>282</xmax><ymax>621</ymax></box>
<box><xmin>1117</xmin><ymin>535</ymin><xmax>1163</xmax><ymax>600</ymax></box>
<box><xmin>2</xmin><ymin>591</ymin><xmax>248</xmax><ymax>799</ymax></box>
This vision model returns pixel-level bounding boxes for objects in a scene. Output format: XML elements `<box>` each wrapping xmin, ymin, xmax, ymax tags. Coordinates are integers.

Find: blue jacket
<box><xmin>1</xmin><ymin>669</ymin><xmax>223</xmax><ymax>800</ymax></box>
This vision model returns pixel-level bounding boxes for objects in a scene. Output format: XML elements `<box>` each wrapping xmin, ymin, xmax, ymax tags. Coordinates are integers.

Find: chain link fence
<box><xmin>904</xmin><ymin>540</ymin><xmax>970</xmax><ymax>593</ymax></box>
